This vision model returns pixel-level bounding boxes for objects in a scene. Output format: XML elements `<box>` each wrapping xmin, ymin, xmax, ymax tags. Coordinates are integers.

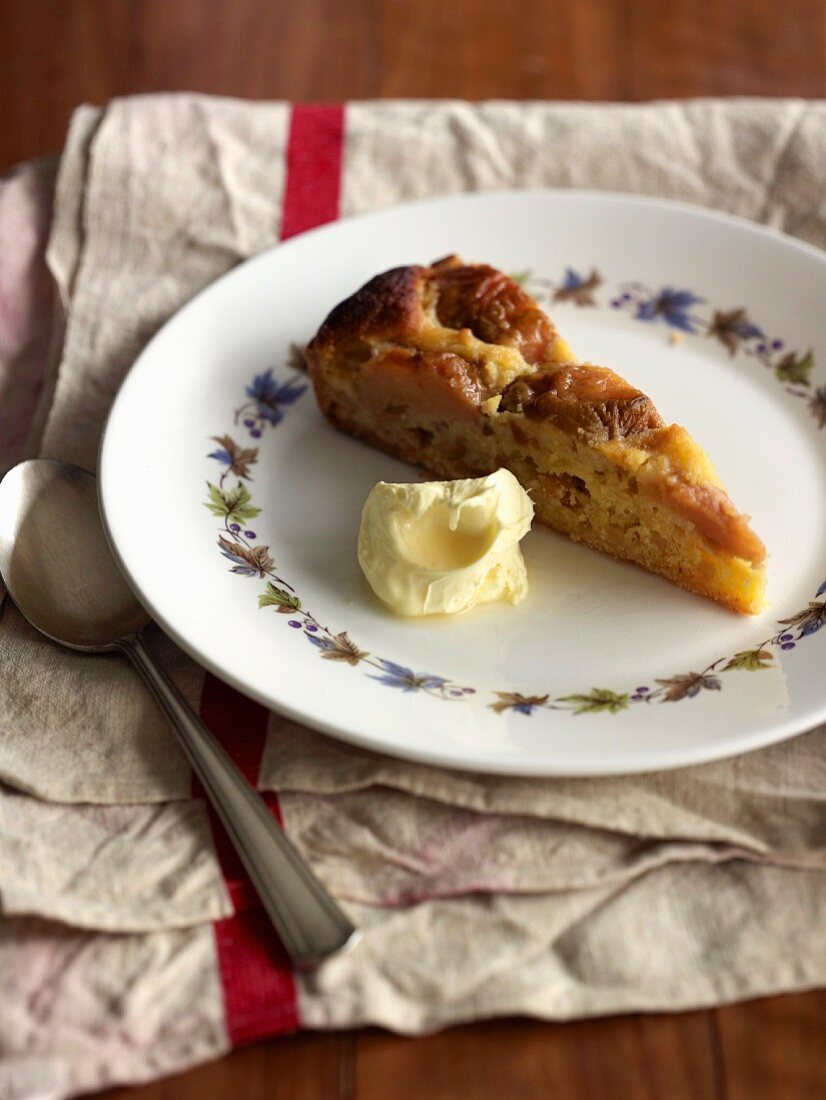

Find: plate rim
<box><xmin>98</xmin><ymin>187</ymin><xmax>826</xmax><ymax>777</ymax></box>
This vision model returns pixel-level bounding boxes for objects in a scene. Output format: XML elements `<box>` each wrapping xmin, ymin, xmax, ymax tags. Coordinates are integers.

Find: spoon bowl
<box><xmin>0</xmin><ymin>459</ymin><xmax>149</xmax><ymax>648</ymax></box>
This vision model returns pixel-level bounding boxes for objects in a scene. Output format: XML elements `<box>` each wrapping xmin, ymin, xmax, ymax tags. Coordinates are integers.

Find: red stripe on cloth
<box><xmin>195</xmin><ymin>676</ymin><xmax>273</xmax><ymax>913</ymax></box>
<box><xmin>280</xmin><ymin>104</ymin><xmax>346</xmax><ymax>240</ymax></box>
<box><xmin>199</xmin><ymin>102</ymin><xmax>346</xmax><ymax>1045</ymax></box>
<box><xmin>198</xmin><ymin>673</ymin><xmax>270</xmax><ymax>785</ymax></box>
<box><xmin>196</xmin><ymin>676</ymin><xmax>298</xmax><ymax>1036</ymax></box>
<box><xmin>214</xmin><ymin>908</ymin><xmax>300</xmax><ymax>1044</ymax></box>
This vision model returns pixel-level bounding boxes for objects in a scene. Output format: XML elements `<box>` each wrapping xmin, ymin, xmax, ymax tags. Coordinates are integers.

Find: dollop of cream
<box><xmin>358</xmin><ymin>468</ymin><xmax>534</xmax><ymax>616</ymax></box>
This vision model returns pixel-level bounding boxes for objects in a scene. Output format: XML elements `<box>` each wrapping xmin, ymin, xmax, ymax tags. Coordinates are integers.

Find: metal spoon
<box><xmin>0</xmin><ymin>458</ymin><xmax>357</xmax><ymax>967</ymax></box>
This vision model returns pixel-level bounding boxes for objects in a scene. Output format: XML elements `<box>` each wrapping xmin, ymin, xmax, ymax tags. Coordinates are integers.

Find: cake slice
<box><xmin>307</xmin><ymin>256</ymin><xmax>766</xmax><ymax>613</ymax></box>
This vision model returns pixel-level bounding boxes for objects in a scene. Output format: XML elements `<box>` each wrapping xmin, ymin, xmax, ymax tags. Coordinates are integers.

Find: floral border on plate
<box><xmin>203</xmin><ymin>271</ymin><xmax>825</xmax><ymax>717</ymax></box>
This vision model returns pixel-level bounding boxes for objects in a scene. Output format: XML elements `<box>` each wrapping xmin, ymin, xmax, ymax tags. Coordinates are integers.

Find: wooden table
<box><xmin>2</xmin><ymin>2</ymin><xmax>824</xmax><ymax>1096</ymax></box>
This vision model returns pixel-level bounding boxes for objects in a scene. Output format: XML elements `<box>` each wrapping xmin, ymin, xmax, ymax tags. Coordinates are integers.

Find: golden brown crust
<box><xmin>310</xmin><ymin>265</ymin><xmax>428</xmax><ymax>351</ymax></box>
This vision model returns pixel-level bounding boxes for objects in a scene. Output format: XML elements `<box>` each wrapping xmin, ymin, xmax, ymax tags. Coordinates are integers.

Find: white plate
<box><xmin>99</xmin><ymin>191</ymin><xmax>826</xmax><ymax>776</ymax></box>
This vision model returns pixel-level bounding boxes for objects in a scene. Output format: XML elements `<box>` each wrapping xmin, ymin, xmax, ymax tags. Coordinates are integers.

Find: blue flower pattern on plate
<box><xmin>368</xmin><ymin>659</ymin><xmax>448</xmax><ymax>693</ymax></box>
<box><xmin>634</xmin><ymin>288</ymin><xmax>704</xmax><ymax>332</ymax></box>
<box><xmin>247</xmin><ymin>369</ymin><xmax>307</xmax><ymax>426</ymax></box>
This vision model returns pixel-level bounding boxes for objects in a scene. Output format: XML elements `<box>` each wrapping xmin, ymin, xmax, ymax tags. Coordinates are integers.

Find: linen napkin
<box><xmin>1</xmin><ymin>96</ymin><xmax>826</xmax><ymax>1099</ymax></box>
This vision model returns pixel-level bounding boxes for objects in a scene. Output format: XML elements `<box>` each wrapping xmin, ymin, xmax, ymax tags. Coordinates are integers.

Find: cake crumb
<box><xmin>669</xmin><ymin>331</ymin><xmax>684</xmax><ymax>346</ymax></box>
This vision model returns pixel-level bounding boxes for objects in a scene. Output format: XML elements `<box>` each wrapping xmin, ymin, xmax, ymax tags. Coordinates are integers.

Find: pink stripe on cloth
<box><xmin>198</xmin><ymin>103</ymin><xmax>347</xmax><ymax>1044</ymax></box>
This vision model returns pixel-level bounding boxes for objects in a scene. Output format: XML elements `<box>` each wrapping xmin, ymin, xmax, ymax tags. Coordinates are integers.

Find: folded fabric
<box><xmin>1</xmin><ymin>95</ymin><xmax>825</xmax><ymax>1098</ymax></box>
<box><xmin>4</xmin><ymin>861</ymin><xmax>826</xmax><ymax>1096</ymax></box>
<box><xmin>0</xmin><ymin>157</ymin><xmax>59</xmax><ymax>477</ymax></box>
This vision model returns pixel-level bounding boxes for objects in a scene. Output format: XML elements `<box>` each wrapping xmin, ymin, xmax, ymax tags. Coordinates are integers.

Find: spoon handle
<box><xmin>119</xmin><ymin>632</ymin><xmax>358</xmax><ymax>968</ymax></box>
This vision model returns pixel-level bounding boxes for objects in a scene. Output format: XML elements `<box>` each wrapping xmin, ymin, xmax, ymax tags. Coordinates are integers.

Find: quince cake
<box><xmin>306</xmin><ymin>256</ymin><xmax>766</xmax><ymax>613</ymax></box>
